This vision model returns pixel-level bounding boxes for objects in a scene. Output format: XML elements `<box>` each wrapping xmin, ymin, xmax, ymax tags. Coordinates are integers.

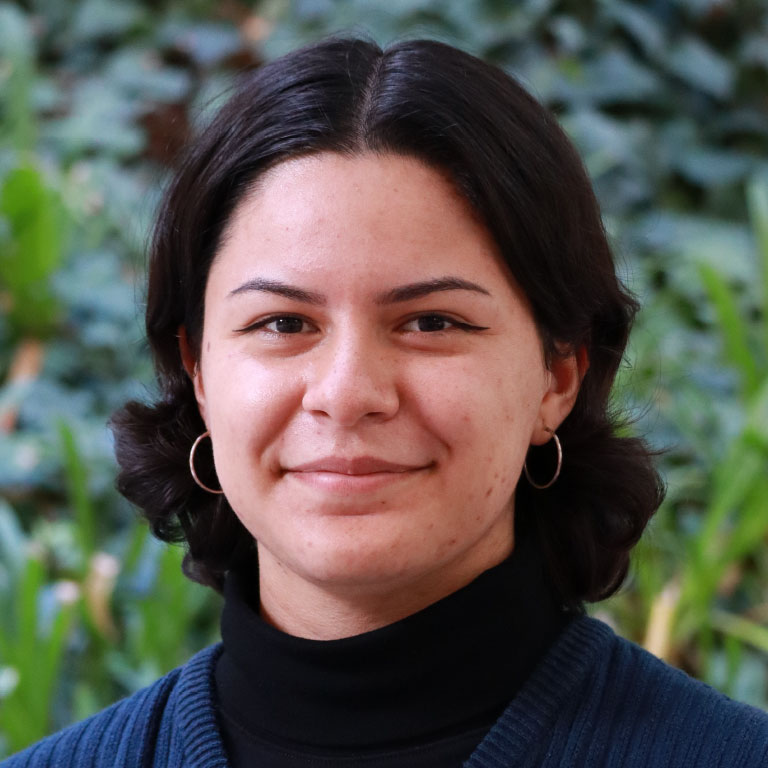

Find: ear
<box><xmin>178</xmin><ymin>325</ymin><xmax>208</xmax><ymax>425</ymax></box>
<box><xmin>530</xmin><ymin>344</ymin><xmax>589</xmax><ymax>446</ymax></box>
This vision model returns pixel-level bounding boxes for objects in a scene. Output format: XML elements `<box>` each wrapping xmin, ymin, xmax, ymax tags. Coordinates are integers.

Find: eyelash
<box><xmin>400</xmin><ymin>314</ymin><xmax>489</xmax><ymax>333</ymax></box>
<box><xmin>235</xmin><ymin>315</ymin><xmax>317</xmax><ymax>335</ymax></box>
<box><xmin>234</xmin><ymin>314</ymin><xmax>489</xmax><ymax>335</ymax></box>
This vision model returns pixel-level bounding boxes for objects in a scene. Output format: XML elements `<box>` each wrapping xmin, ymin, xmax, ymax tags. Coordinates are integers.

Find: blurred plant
<box><xmin>0</xmin><ymin>501</ymin><xmax>78</xmax><ymax>755</ymax></box>
<box><xmin>0</xmin><ymin>2</ymin><xmax>35</xmax><ymax>151</ymax></box>
<box><xmin>605</xmin><ymin>177</ymin><xmax>768</xmax><ymax>707</ymax></box>
<box><xmin>0</xmin><ymin>433</ymin><xmax>220</xmax><ymax>756</ymax></box>
<box><xmin>2</xmin><ymin>0</ymin><xmax>768</xmax><ymax>756</ymax></box>
<box><xmin>674</xmin><ymin>178</ymin><xmax>768</xmax><ymax>688</ymax></box>
<box><xmin>0</xmin><ymin>163</ymin><xmax>68</xmax><ymax>335</ymax></box>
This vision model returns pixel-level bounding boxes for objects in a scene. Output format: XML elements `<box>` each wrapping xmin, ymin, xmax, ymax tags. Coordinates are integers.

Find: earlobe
<box><xmin>178</xmin><ymin>325</ymin><xmax>207</xmax><ymax>422</ymax></box>
<box><xmin>532</xmin><ymin>344</ymin><xmax>589</xmax><ymax>445</ymax></box>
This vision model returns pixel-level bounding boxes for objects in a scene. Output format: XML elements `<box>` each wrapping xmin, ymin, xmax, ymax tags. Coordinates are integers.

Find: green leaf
<box><xmin>68</xmin><ymin>0</ymin><xmax>146</xmax><ymax>44</ymax></box>
<box><xmin>58</xmin><ymin>420</ymin><xmax>96</xmax><ymax>563</ymax></box>
<box><xmin>583</xmin><ymin>48</ymin><xmax>662</xmax><ymax>105</ymax></box>
<box><xmin>103</xmin><ymin>48</ymin><xmax>192</xmax><ymax>103</ymax></box>
<box><xmin>0</xmin><ymin>3</ymin><xmax>36</xmax><ymax>149</ymax></box>
<box><xmin>746</xmin><ymin>178</ymin><xmax>768</xmax><ymax>356</ymax></box>
<box><xmin>699</xmin><ymin>263</ymin><xmax>760</xmax><ymax>395</ymax></box>
<box><xmin>0</xmin><ymin>499</ymin><xmax>26</xmax><ymax>580</ymax></box>
<box><xmin>0</xmin><ymin>3</ymin><xmax>33</xmax><ymax>61</ymax></box>
<box><xmin>722</xmin><ymin>478</ymin><xmax>768</xmax><ymax>565</ymax></box>
<box><xmin>16</xmin><ymin>554</ymin><xmax>44</xmax><ymax>665</ymax></box>
<box><xmin>41</xmin><ymin>80</ymin><xmax>144</xmax><ymax>159</ymax></box>
<box><xmin>155</xmin><ymin>21</ymin><xmax>244</xmax><ymax>67</ymax></box>
<box><xmin>664</xmin><ymin>36</ymin><xmax>734</xmax><ymax>99</ymax></box>
<box><xmin>674</xmin><ymin>149</ymin><xmax>754</xmax><ymax>187</ymax></box>
<box><xmin>711</xmin><ymin>610</ymin><xmax>768</xmax><ymax>655</ymax></box>
<box><xmin>0</xmin><ymin>164</ymin><xmax>66</xmax><ymax>335</ymax></box>
<box><xmin>604</xmin><ymin>1</ymin><xmax>665</xmax><ymax>57</ymax></box>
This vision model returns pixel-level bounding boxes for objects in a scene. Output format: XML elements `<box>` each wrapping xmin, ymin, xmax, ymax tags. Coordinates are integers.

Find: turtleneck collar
<box><xmin>214</xmin><ymin>535</ymin><xmax>573</xmax><ymax>752</ymax></box>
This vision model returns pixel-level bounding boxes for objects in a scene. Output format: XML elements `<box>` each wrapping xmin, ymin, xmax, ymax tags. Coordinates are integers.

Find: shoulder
<box><xmin>0</xmin><ymin>644</ymin><xmax>226</xmax><ymax>768</ymax></box>
<box><xmin>598</xmin><ymin>619</ymin><xmax>768</xmax><ymax>765</ymax></box>
<box><xmin>561</xmin><ymin>617</ymin><xmax>768</xmax><ymax>766</ymax></box>
<box><xmin>468</xmin><ymin>616</ymin><xmax>768</xmax><ymax>768</ymax></box>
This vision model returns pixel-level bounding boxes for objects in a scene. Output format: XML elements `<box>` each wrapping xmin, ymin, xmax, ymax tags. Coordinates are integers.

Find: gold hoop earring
<box><xmin>189</xmin><ymin>431</ymin><xmax>224</xmax><ymax>495</ymax></box>
<box><xmin>524</xmin><ymin>429</ymin><xmax>562</xmax><ymax>490</ymax></box>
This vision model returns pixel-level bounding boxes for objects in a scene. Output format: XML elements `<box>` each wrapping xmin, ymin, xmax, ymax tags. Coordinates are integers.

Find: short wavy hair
<box><xmin>111</xmin><ymin>36</ymin><xmax>665</xmax><ymax>606</ymax></box>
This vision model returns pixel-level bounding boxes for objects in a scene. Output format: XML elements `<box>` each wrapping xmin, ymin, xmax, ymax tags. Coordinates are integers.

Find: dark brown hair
<box><xmin>111</xmin><ymin>36</ymin><xmax>665</xmax><ymax>606</ymax></box>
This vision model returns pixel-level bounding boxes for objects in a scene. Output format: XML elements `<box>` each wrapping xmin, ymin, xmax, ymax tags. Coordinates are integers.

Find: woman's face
<box><xmin>187</xmin><ymin>152</ymin><xmax>580</xmax><ymax>612</ymax></box>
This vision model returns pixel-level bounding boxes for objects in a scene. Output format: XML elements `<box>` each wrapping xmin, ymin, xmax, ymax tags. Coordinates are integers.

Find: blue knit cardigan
<box><xmin>3</xmin><ymin>616</ymin><xmax>768</xmax><ymax>767</ymax></box>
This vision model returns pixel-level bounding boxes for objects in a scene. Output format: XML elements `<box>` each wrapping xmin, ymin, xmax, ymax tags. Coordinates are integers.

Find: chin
<box><xmin>275</xmin><ymin>524</ymin><xmax>440</xmax><ymax>594</ymax></box>
<box><xmin>296</xmin><ymin>543</ymin><xmax>418</xmax><ymax>591</ymax></box>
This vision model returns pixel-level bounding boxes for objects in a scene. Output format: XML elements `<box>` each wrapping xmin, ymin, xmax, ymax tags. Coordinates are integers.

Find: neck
<box><xmin>215</xmin><ymin>537</ymin><xmax>574</xmax><ymax>752</ymax></box>
<box><xmin>256</xmin><ymin>534</ymin><xmax>514</xmax><ymax>640</ymax></box>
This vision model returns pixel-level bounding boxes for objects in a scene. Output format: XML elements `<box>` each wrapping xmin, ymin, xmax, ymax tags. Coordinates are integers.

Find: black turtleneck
<box><xmin>214</xmin><ymin>536</ymin><xmax>573</xmax><ymax>767</ymax></box>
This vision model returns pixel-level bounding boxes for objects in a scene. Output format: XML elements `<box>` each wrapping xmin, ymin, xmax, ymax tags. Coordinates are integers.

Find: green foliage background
<box><xmin>1</xmin><ymin>0</ymin><xmax>767</xmax><ymax>756</ymax></box>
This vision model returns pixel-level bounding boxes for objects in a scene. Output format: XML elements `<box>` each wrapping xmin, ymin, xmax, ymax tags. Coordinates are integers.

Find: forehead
<box><xmin>210</xmin><ymin>152</ymin><xmax>516</xmax><ymax>298</ymax></box>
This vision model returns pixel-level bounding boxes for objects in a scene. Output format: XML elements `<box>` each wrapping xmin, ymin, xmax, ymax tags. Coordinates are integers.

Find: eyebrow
<box><xmin>374</xmin><ymin>277</ymin><xmax>491</xmax><ymax>304</ymax></box>
<box><xmin>229</xmin><ymin>278</ymin><xmax>326</xmax><ymax>305</ymax></box>
<box><xmin>228</xmin><ymin>275</ymin><xmax>491</xmax><ymax>304</ymax></box>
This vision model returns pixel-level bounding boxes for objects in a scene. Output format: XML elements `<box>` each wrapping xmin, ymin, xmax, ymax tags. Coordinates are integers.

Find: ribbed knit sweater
<box><xmin>3</xmin><ymin>615</ymin><xmax>767</xmax><ymax>767</ymax></box>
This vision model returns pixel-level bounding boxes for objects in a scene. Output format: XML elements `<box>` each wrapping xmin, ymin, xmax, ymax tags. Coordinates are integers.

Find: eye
<box><xmin>265</xmin><ymin>316</ymin><xmax>309</xmax><ymax>334</ymax></box>
<box><xmin>235</xmin><ymin>315</ymin><xmax>316</xmax><ymax>334</ymax></box>
<box><xmin>400</xmin><ymin>314</ymin><xmax>489</xmax><ymax>333</ymax></box>
<box><xmin>402</xmin><ymin>314</ymin><xmax>455</xmax><ymax>332</ymax></box>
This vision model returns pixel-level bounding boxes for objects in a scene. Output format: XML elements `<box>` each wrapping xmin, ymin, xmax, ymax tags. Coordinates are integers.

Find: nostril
<box><xmin>300</xmin><ymin>342</ymin><xmax>400</xmax><ymax>425</ymax></box>
<box><xmin>302</xmin><ymin>378</ymin><xmax>399</xmax><ymax>425</ymax></box>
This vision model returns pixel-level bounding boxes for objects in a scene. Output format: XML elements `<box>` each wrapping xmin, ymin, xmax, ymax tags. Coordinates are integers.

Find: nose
<box><xmin>301</xmin><ymin>332</ymin><xmax>400</xmax><ymax>427</ymax></box>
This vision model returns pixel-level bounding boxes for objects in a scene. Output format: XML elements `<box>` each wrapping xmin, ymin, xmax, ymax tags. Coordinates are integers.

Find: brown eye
<box><xmin>400</xmin><ymin>315</ymin><xmax>489</xmax><ymax>333</ymax></box>
<box><xmin>236</xmin><ymin>315</ymin><xmax>317</xmax><ymax>335</ymax></box>
<box><xmin>415</xmin><ymin>315</ymin><xmax>451</xmax><ymax>332</ymax></box>
<box><xmin>268</xmin><ymin>317</ymin><xmax>306</xmax><ymax>333</ymax></box>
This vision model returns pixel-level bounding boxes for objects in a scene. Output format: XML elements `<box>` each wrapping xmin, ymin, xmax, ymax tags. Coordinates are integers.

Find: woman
<box><xmin>4</xmin><ymin>36</ymin><xmax>767</xmax><ymax>768</ymax></box>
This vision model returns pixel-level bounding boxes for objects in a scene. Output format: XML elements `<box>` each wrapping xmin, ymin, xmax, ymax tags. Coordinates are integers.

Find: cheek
<box><xmin>203</xmin><ymin>356</ymin><xmax>304</xmax><ymax>471</ymax></box>
<box><xmin>412</xmin><ymin>356</ymin><xmax>541</xmax><ymax>449</ymax></box>
<box><xmin>415</xmin><ymin>357</ymin><xmax>542</xmax><ymax>495</ymax></box>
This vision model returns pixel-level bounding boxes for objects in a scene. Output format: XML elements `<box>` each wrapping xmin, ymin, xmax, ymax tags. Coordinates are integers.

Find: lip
<box><xmin>283</xmin><ymin>456</ymin><xmax>432</xmax><ymax>494</ymax></box>
<box><xmin>286</xmin><ymin>456</ymin><xmax>426</xmax><ymax>474</ymax></box>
